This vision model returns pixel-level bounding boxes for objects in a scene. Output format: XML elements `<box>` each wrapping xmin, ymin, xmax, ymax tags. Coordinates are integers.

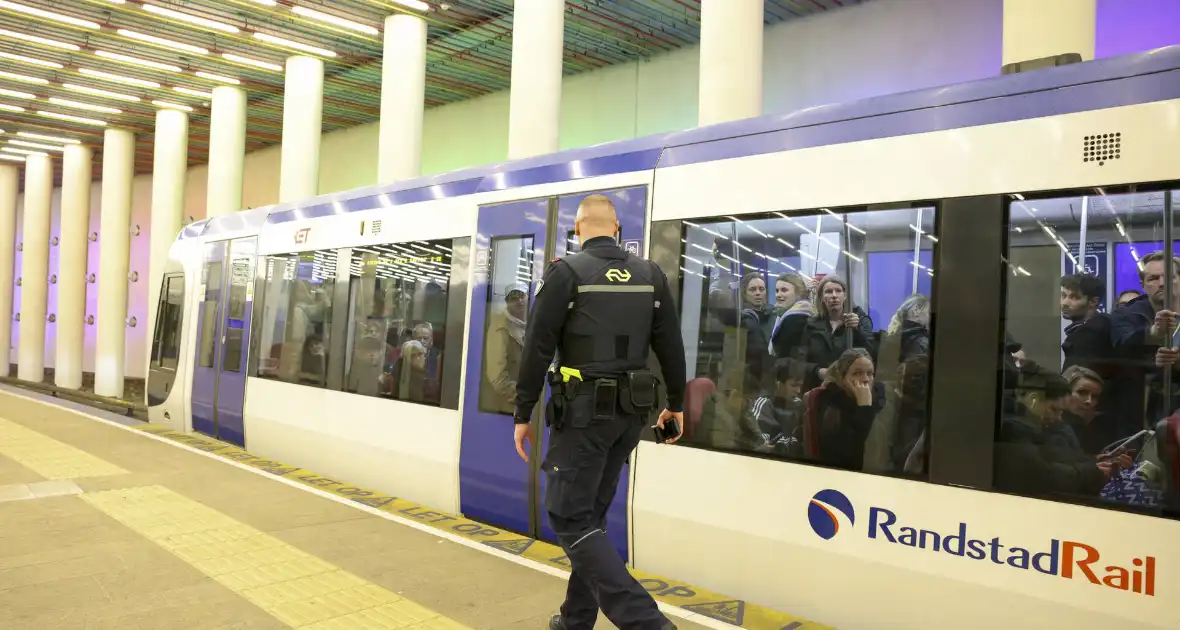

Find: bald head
<box><xmin>575</xmin><ymin>194</ymin><xmax>620</xmax><ymax>242</ymax></box>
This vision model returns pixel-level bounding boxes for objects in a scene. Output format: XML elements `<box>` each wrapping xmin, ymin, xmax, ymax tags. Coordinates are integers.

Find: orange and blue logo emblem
<box><xmin>808</xmin><ymin>489</ymin><xmax>855</xmax><ymax>540</ymax></box>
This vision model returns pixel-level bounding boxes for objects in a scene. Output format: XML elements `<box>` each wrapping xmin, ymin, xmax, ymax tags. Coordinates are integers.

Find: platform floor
<box><xmin>0</xmin><ymin>388</ymin><xmax>721</xmax><ymax>630</ymax></box>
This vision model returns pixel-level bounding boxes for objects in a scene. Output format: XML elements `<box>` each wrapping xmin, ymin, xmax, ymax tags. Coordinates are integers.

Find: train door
<box><xmin>190</xmin><ymin>237</ymin><xmax>256</xmax><ymax>447</ymax></box>
<box><xmin>459</xmin><ymin>186</ymin><xmax>648</xmax><ymax>560</ymax></box>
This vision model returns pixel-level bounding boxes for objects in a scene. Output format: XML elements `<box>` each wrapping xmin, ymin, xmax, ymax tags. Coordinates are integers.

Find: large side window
<box><xmin>479</xmin><ymin>236</ymin><xmax>535</xmax><ymax>415</ymax></box>
<box><xmin>254</xmin><ymin>250</ymin><xmax>336</xmax><ymax>386</ymax></box>
<box><xmin>677</xmin><ymin>206</ymin><xmax>937</xmax><ymax>477</ymax></box>
<box><xmin>343</xmin><ymin>241</ymin><xmax>452</xmax><ymax>406</ymax></box>
<box><xmin>151</xmin><ymin>273</ymin><xmax>185</xmax><ymax>370</ymax></box>
<box><xmin>998</xmin><ymin>189</ymin><xmax>1179</xmax><ymax>518</ymax></box>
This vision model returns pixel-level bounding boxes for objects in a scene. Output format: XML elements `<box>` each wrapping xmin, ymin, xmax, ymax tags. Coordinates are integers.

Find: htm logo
<box><xmin>294</xmin><ymin>227</ymin><xmax>310</xmax><ymax>244</ymax></box>
<box><xmin>808</xmin><ymin>489</ymin><xmax>855</xmax><ymax>540</ymax></box>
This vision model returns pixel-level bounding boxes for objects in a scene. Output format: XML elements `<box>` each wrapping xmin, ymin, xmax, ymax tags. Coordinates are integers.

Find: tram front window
<box><xmin>676</xmin><ymin>206</ymin><xmax>937</xmax><ymax>477</ymax></box>
<box><xmin>997</xmin><ymin>189</ymin><xmax>1180</xmax><ymax>516</ymax></box>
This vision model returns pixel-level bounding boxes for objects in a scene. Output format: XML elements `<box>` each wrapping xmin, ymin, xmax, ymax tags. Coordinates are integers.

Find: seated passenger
<box><xmin>1116</xmin><ymin>289</ymin><xmax>1143</xmax><ymax>309</ymax></box>
<box><xmin>801</xmin><ymin>276</ymin><xmax>876</xmax><ymax>390</ymax></box>
<box><xmin>386</xmin><ymin>339</ymin><xmax>439</xmax><ymax>404</ymax></box>
<box><xmin>801</xmin><ymin>348</ymin><xmax>885</xmax><ymax>470</ymax></box>
<box><xmin>694</xmin><ymin>378</ymin><xmax>770</xmax><ymax>453</ymax></box>
<box><xmin>1110</xmin><ymin>251</ymin><xmax>1180</xmax><ymax>432</ymax></box>
<box><xmin>1060</xmin><ymin>273</ymin><xmax>1114</xmax><ymax>373</ymax></box>
<box><xmin>863</xmin><ymin>356</ymin><xmax>929</xmax><ymax>474</ymax></box>
<box><xmin>750</xmin><ymin>358</ymin><xmax>806</xmax><ymax>456</ymax></box>
<box><xmin>994</xmin><ymin>366</ymin><xmax>1112</xmax><ymax>497</ymax></box>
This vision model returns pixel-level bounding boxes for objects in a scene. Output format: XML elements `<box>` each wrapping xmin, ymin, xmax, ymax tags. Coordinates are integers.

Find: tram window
<box><xmin>198</xmin><ymin>261</ymin><xmax>222</xmax><ymax>368</ymax></box>
<box><xmin>996</xmin><ymin>189</ymin><xmax>1180</xmax><ymax>517</ymax></box>
<box><xmin>151</xmin><ymin>273</ymin><xmax>184</xmax><ymax>370</ymax></box>
<box><xmin>479</xmin><ymin>236</ymin><xmax>535</xmax><ymax>415</ymax></box>
<box><xmin>676</xmin><ymin>206</ymin><xmax>937</xmax><ymax>477</ymax></box>
<box><xmin>342</xmin><ymin>241</ymin><xmax>452</xmax><ymax>406</ymax></box>
<box><xmin>222</xmin><ymin>256</ymin><xmax>252</xmax><ymax>373</ymax></box>
<box><xmin>253</xmin><ymin>250</ymin><xmax>336</xmax><ymax>387</ymax></box>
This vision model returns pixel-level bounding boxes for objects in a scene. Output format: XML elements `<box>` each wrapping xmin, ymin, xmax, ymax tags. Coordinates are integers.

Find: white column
<box><xmin>147</xmin><ymin>108</ymin><xmax>188</xmax><ymax>369</ymax></box>
<box><xmin>280</xmin><ymin>56</ymin><xmax>324</xmax><ymax>202</ymax></box>
<box><xmin>698</xmin><ymin>0</ymin><xmax>764</xmax><ymax>126</ymax></box>
<box><xmin>1003</xmin><ymin>0</ymin><xmax>1096</xmax><ymax>65</ymax></box>
<box><xmin>95</xmin><ymin>128</ymin><xmax>135</xmax><ymax>398</ymax></box>
<box><xmin>206</xmin><ymin>86</ymin><xmax>247</xmax><ymax>218</ymax></box>
<box><xmin>0</xmin><ymin>165</ymin><xmax>17</xmax><ymax>377</ymax></box>
<box><xmin>17</xmin><ymin>155</ymin><xmax>52</xmax><ymax>383</ymax></box>
<box><xmin>378</xmin><ymin>14</ymin><xmax>427</xmax><ymax>183</ymax></box>
<box><xmin>507</xmin><ymin>0</ymin><xmax>565</xmax><ymax>160</ymax></box>
<box><xmin>54</xmin><ymin>144</ymin><xmax>93</xmax><ymax>390</ymax></box>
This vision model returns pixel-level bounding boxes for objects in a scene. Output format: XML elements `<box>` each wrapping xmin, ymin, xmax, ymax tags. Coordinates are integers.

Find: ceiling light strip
<box><xmin>95</xmin><ymin>50</ymin><xmax>182</xmax><ymax>72</ymax></box>
<box><xmin>47</xmin><ymin>98</ymin><xmax>121</xmax><ymax>114</ymax></box>
<box><xmin>252</xmin><ymin>32</ymin><xmax>336</xmax><ymax>58</ymax></box>
<box><xmin>222</xmin><ymin>53</ymin><xmax>283</xmax><ymax>72</ymax></box>
<box><xmin>0</xmin><ymin>51</ymin><xmax>63</xmax><ymax>68</ymax></box>
<box><xmin>116</xmin><ymin>29</ymin><xmax>210</xmax><ymax>55</ymax></box>
<box><xmin>0</xmin><ymin>28</ymin><xmax>80</xmax><ymax>51</ymax></box>
<box><xmin>152</xmin><ymin>100</ymin><xmax>192</xmax><ymax>112</ymax></box>
<box><xmin>17</xmin><ymin>131</ymin><xmax>80</xmax><ymax>144</ymax></box>
<box><xmin>0</xmin><ymin>88</ymin><xmax>35</xmax><ymax>99</ymax></box>
<box><xmin>8</xmin><ymin>140</ymin><xmax>63</xmax><ymax>151</ymax></box>
<box><xmin>195</xmin><ymin>71</ymin><xmax>240</xmax><ymax>85</ymax></box>
<box><xmin>1</xmin><ymin>147</ymin><xmax>46</xmax><ymax>156</ymax></box>
<box><xmin>0</xmin><ymin>104</ymin><xmax>26</xmax><ymax>112</ymax></box>
<box><xmin>173</xmin><ymin>87</ymin><xmax>213</xmax><ymax>98</ymax></box>
<box><xmin>0</xmin><ymin>70</ymin><xmax>48</xmax><ymax>84</ymax></box>
<box><xmin>290</xmin><ymin>6</ymin><xmax>378</xmax><ymax>35</ymax></box>
<box><xmin>62</xmin><ymin>83</ymin><xmax>140</xmax><ymax>102</ymax></box>
<box><xmin>0</xmin><ymin>1</ymin><xmax>100</xmax><ymax>29</ymax></box>
<box><xmin>79</xmin><ymin>68</ymin><xmax>162</xmax><ymax>88</ymax></box>
<box><xmin>38</xmin><ymin>111</ymin><xmax>107</xmax><ymax>126</ymax></box>
<box><xmin>142</xmin><ymin>4</ymin><xmax>240</xmax><ymax>34</ymax></box>
<box><xmin>0</xmin><ymin>154</ymin><xmax>25</xmax><ymax>162</ymax></box>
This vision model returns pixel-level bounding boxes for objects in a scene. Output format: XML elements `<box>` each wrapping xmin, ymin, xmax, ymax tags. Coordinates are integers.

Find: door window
<box><xmin>198</xmin><ymin>261</ymin><xmax>223</xmax><ymax>368</ymax></box>
<box><xmin>151</xmin><ymin>273</ymin><xmax>185</xmax><ymax>370</ymax></box>
<box><xmin>222</xmin><ymin>253</ymin><xmax>253</xmax><ymax>373</ymax></box>
<box><xmin>479</xmin><ymin>236</ymin><xmax>535</xmax><ymax>415</ymax></box>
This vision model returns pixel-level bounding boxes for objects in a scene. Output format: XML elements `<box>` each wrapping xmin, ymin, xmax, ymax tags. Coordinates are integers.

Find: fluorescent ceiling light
<box><xmin>291</xmin><ymin>7</ymin><xmax>378</xmax><ymax>35</ymax></box>
<box><xmin>252</xmin><ymin>32</ymin><xmax>336</xmax><ymax>57</ymax></box>
<box><xmin>0</xmin><ymin>51</ymin><xmax>62</xmax><ymax>68</ymax></box>
<box><xmin>0</xmin><ymin>28</ymin><xmax>79</xmax><ymax>51</ymax></box>
<box><xmin>62</xmin><ymin>83</ymin><xmax>140</xmax><ymax>102</ymax></box>
<box><xmin>116</xmin><ymin>29</ymin><xmax>210</xmax><ymax>55</ymax></box>
<box><xmin>8</xmin><ymin>140</ymin><xmax>63</xmax><ymax>151</ymax></box>
<box><xmin>143</xmin><ymin>4</ymin><xmax>240</xmax><ymax>34</ymax></box>
<box><xmin>194</xmin><ymin>71</ymin><xmax>240</xmax><ymax>85</ymax></box>
<box><xmin>152</xmin><ymin>100</ymin><xmax>192</xmax><ymax>112</ymax></box>
<box><xmin>0</xmin><ymin>88</ymin><xmax>35</xmax><ymax>99</ymax></box>
<box><xmin>0</xmin><ymin>1</ymin><xmax>100</xmax><ymax>29</ymax></box>
<box><xmin>0</xmin><ymin>154</ymin><xmax>25</xmax><ymax>161</ymax></box>
<box><xmin>391</xmin><ymin>0</ymin><xmax>431</xmax><ymax>11</ymax></box>
<box><xmin>173</xmin><ymin>87</ymin><xmax>212</xmax><ymax>98</ymax></box>
<box><xmin>17</xmin><ymin>131</ymin><xmax>80</xmax><ymax>144</ymax></box>
<box><xmin>249</xmin><ymin>0</ymin><xmax>278</xmax><ymax>5</ymax></box>
<box><xmin>38</xmin><ymin>111</ymin><xmax>107</xmax><ymax>126</ymax></box>
<box><xmin>0</xmin><ymin>104</ymin><xmax>25</xmax><ymax>112</ymax></box>
<box><xmin>79</xmin><ymin>68</ymin><xmax>162</xmax><ymax>88</ymax></box>
<box><xmin>222</xmin><ymin>52</ymin><xmax>283</xmax><ymax>72</ymax></box>
<box><xmin>0</xmin><ymin>70</ymin><xmax>48</xmax><ymax>84</ymax></box>
<box><xmin>48</xmin><ymin>98</ymin><xmax>121</xmax><ymax>114</ymax></box>
<box><xmin>95</xmin><ymin>50</ymin><xmax>183</xmax><ymax>72</ymax></box>
<box><xmin>2</xmin><ymin>147</ymin><xmax>46</xmax><ymax>156</ymax></box>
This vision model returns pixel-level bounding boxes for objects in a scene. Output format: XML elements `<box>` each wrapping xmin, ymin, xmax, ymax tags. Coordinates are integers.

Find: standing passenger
<box><xmin>802</xmin><ymin>276</ymin><xmax>875</xmax><ymax>389</ymax></box>
<box><xmin>513</xmin><ymin>194</ymin><xmax>685</xmax><ymax>630</ymax></box>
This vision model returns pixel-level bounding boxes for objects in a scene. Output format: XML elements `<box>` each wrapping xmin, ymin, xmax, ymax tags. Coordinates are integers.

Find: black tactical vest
<box><xmin>558</xmin><ymin>247</ymin><xmax>659</xmax><ymax>376</ymax></box>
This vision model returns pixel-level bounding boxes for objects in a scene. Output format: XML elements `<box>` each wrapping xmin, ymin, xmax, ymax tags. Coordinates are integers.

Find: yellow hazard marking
<box><xmin>82</xmin><ymin>485</ymin><xmax>470</xmax><ymax>630</ymax></box>
<box><xmin>134</xmin><ymin>425</ymin><xmax>833</xmax><ymax>630</ymax></box>
<box><xmin>0</xmin><ymin>417</ymin><xmax>127</xmax><ymax>480</ymax></box>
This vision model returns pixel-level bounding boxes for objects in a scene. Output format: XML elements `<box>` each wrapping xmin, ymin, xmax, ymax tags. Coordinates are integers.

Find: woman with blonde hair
<box><xmin>800</xmin><ymin>348</ymin><xmax>884</xmax><ymax>470</ymax></box>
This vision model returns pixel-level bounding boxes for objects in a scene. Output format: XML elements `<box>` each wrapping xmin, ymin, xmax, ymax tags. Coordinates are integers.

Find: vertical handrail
<box><xmin>911</xmin><ymin>207</ymin><xmax>924</xmax><ymax>293</ymax></box>
<box><xmin>843</xmin><ymin>218</ymin><xmax>854</xmax><ymax>348</ymax></box>
<box><xmin>1163</xmin><ymin>191</ymin><xmax>1175</xmax><ymax>416</ymax></box>
<box><xmin>1078</xmin><ymin>196</ymin><xmax>1089</xmax><ymax>274</ymax></box>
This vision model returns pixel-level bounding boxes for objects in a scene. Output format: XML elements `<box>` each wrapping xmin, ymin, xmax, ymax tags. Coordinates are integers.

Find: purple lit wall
<box><xmin>1097</xmin><ymin>0</ymin><xmax>1180</xmax><ymax>58</ymax></box>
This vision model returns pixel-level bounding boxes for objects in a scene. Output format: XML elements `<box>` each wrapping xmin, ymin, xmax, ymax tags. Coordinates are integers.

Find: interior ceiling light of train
<box><xmin>0</xmin><ymin>0</ymin><xmax>863</xmax><ymax>185</ymax></box>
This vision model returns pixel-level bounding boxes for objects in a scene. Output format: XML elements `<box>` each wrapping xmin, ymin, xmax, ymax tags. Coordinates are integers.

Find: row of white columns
<box><xmin>0</xmin><ymin>0</ymin><xmax>1101</xmax><ymax>393</ymax></box>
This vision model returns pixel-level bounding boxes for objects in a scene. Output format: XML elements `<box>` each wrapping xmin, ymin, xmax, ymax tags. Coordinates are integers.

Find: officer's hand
<box><xmin>656</xmin><ymin>409</ymin><xmax>683</xmax><ymax>445</ymax></box>
<box><xmin>514</xmin><ymin>423</ymin><xmax>533</xmax><ymax>462</ymax></box>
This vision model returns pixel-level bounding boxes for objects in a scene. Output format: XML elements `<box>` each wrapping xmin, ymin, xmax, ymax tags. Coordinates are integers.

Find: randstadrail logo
<box><xmin>808</xmin><ymin>489</ymin><xmax>855</xmax><ymax>540</ymax></box>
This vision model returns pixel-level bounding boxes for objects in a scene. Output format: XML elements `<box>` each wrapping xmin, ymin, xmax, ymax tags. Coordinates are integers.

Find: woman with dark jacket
<box><xmin>801</xmin><ymin>276</ymin><xmax>876</xmax><ymax>390</ymax></box>
<box><xmin>711</xmin><ymin>271</ymin><xmax>776</xmax><ymax>390</ymax></box>
<box><xmin>802</xmin><ymin>348</ymin><xmax>885</xmax><ymax>470</ymax></box>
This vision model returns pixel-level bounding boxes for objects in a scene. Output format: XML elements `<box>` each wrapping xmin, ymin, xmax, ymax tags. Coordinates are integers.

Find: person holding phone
<box><xmin>512</xmin><ymin>194</ymin><xmax>684</xmax><ymax>630</ymax></box>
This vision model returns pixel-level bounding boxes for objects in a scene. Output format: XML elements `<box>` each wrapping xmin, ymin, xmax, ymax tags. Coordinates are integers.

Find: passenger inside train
<box><xmin>675</xmin><ymin>192</ymin><xmax>1180</xmax><ymax>515</ymax></box>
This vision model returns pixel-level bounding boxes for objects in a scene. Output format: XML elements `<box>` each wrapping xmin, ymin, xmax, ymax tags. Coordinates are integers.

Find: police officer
<box><xmin>513</xmin><ymin>194</ymin><xmax>686</xmax><ymax>630</ymax></box>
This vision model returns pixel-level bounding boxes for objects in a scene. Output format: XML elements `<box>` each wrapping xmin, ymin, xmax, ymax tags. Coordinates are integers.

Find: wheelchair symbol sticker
<box><xmin>623</xmin><ymin>240</ymin><xmax>641</xmax><ymax>256</ymax></box>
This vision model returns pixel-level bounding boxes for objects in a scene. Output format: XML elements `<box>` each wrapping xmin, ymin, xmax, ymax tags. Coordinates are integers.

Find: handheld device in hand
<box><xmin>652</xmin><ymin>419</ymin><xmax>681</xmax><ymax>444</ymax></box>
<box><xmin>1100</xmin><ymin>429</ymin><xmax>1151</xmax><ymax>459</ymax></box>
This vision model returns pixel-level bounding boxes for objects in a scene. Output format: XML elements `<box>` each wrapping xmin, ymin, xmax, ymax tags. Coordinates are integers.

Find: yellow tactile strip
<box><xmin>135</xmin><ymin>425</ymin><xmax>831</xmax><ymax>630</ymax></box>
<box><xmin>0</xmin><ymin>416</ymin><xmax>127</xmax><ymax>480</ymax></box>
<box><xmin>82</xmin><ymin>485</ymin><xmax>471</xmax><ymax>630</ymax></box>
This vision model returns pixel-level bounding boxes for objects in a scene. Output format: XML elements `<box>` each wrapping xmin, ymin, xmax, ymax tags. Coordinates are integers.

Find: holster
<box><xmin>546</xmin><ymin>372</ymin><xmax>580</xmax><ymax>430</ymax></box>
<box><xmin>619</xmin><ymin>370</ymin><xmax>660</xmax><ymax>418</ymax></box>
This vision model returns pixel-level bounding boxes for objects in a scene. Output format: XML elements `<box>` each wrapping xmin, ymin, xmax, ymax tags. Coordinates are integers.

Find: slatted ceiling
<box><xmin>0</xmin><ymin>0</ymin><xmax>864</xmax><ymax>186</ymax></box>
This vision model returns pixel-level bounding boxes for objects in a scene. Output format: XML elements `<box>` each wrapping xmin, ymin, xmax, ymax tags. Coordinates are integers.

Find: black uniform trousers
<box><xmin>542</xmin><ymin>391</ymin><xmax>669</xmax><ymax>630</ymax></box>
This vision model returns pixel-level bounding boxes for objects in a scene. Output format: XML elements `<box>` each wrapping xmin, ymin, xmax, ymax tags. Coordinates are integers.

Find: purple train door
<box><xmin>459</xmin><ymin>186</ymin><xmax>648</xmax><ymax>561</ymax></box>
<box><xmin>190</xmin><ymin>238</ymin><xmax>256</xmax><ymax>447</ymax></box>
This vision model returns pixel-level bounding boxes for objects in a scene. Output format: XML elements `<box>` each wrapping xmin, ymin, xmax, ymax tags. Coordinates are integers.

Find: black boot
<box><xmin>548</xmin><ymin>614</ymin><xmax>566</xmax><ymax>630</ymax></box>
